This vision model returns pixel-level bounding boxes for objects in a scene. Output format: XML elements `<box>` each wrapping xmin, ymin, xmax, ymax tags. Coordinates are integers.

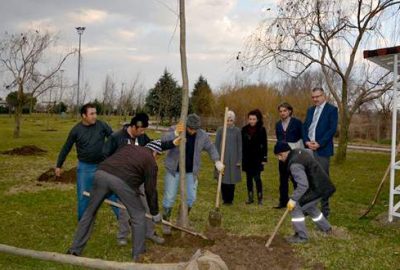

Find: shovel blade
<box><xmin>208</xmin><ymin>208</ymin><xmax>222</xmax><ymax>227</ymax></box>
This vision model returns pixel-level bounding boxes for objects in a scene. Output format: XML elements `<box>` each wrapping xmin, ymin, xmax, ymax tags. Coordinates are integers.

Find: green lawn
<box><xmin>0</xmin><ymin>114</ymin><xmax>399</xmax><ymax>269</ymax></box>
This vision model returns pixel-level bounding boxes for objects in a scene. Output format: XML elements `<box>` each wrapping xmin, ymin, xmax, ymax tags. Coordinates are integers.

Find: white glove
<box><xmin>152</xmin><ymin>213</ymin><xmax>162</xmax><ymax>223</ymax></box>
<box><xmin>215</xmin><ymin>161</ymin><xmax>225</xmax><ymax>172</ymax></box>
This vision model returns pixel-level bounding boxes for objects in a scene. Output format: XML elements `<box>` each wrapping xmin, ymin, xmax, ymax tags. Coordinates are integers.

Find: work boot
<box><xmin>257</xmin><ymin>192</ymin><xmax>263</xmax><ymax>205</ymax></box>
<box><xmin>162</xmin><ymin>207</ymin><xmax>172</xmax><ymax>235</ymax></box>
<box><xmin>246</xmin><ymin>191</ymin><xmax>254</xmax><ymax>204</ymax></box>
<box><xmin>286</xmin><ymin>234</ymin><xmax>308</xmax><ymax>244</ymax></box>
<box><xmin>146</xmin><ymin>232</ymin><xmax>165</xmax><ymax>244</ymax></box>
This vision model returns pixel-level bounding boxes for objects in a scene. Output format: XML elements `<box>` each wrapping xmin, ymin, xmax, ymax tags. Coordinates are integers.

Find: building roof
<box><xmin>363</xmin><ymin>45</ymin><xmax>400</xmax><ymax>72</ymax></box>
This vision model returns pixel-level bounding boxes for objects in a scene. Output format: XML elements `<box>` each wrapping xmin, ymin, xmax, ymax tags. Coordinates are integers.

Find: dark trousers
<box><xmin>246</xmin><ymin>171</ymin><xmax>262</xmax><ymax>194</ymax></box>
<box><xmin>69</xmin><ymin>170</ymin><xmax>146</xmax><ymax>257</ymax></box>
<box><xmin>278</xmin><ymin>161</ymin><xmax>290</xmax><ymax>206</ymax></box>
<box><xmin>314</xmin><ymin>153</ymin><xmax>331</xmax><ymax>218</ymax></box>
<box><xmin>221</xmin><ymin>183</ymin><xmax>235</xmax><ymax>204</ymax></box>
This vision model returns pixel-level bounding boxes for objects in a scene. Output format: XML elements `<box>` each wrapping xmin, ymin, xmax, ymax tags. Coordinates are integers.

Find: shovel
<box><xmin>83</xmin><ymin>191</ymin><xmax>208</xmax><ymax>240</ymax></box>
<box><xmin>265</xmin><ymin>208</ymin><xmax>289</xmax><ymax>248</ymax></box>
<box><xmin>208</xmin><ymin>107</ymin><xmax>229</xmax><ymax>227</ymax></box>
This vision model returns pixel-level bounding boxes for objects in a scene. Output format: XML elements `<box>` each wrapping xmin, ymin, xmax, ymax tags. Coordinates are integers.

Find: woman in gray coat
<box><xmin>215</xmin><ymin>110</ymin><xmax>242</xmax><ymax>205</ymax></box>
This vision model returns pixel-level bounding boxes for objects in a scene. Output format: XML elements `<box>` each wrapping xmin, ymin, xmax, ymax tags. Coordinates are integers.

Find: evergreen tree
<box><xmin>191</xmin><ymin>75</ymin><xmax>214</xmax><ymax>116</ymax></box>
<box><xmin>145</xmin><ymin>69</ymin><xmax>182</xmax><ymax>124</ymax></box>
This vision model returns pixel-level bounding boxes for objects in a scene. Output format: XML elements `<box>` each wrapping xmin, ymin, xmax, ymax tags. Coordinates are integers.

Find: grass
<box><xmin>0</xmin><ymin>114</ymin><xmax>399</xmax><ymax>269</ymax></box>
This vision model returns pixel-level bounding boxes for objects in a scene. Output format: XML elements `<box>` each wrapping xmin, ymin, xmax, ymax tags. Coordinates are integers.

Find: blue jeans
<box><xmin>76</xmin><ymin>161</ymin><xmax>119</xmax><ymax>220</ymax></box>
<box><xmin>162</xmin><ymin>172</ymin><xmax>198</xmax><ymax>208</ymax></box>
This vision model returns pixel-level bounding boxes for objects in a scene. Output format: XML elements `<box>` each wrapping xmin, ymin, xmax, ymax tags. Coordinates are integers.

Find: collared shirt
<box><xmin>281</xmin><ymin>117</ymin><xmax>291</xmax><ymax>131</ymax></box>
<box><xmin>308</xmin><ymin>101</ymin><xmax>326</xmax><ymax>141</ymax></box>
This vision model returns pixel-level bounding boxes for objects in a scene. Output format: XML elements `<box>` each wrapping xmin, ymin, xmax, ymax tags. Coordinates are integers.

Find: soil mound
<box><xmin>37</xmin><ymin>167</ymin><xmax>76</xmax><ymax>184</ymax></box>
<box><xmin>146</xmin><ymin>227</ymin><xmax>303</xmax><ymax>269</ymax></box>
<box><xmin>1</xmin><ymin>145</ymin><xmax>47</xmax><ymax>156</ymax></box>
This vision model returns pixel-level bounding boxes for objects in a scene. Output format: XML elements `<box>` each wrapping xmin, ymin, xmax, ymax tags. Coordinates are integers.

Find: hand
<box><xmin>215</xmin><ymin>161</ymin><xmax>225</xmax><ymax>173</ymax></box>
<box><xmin>313</xmin><ymin>142</ymin><xmax>320</xmax><ymax>150</ymax></box>
<box><xmin>55</xmin><ymin>167</ymin><xmax>62</xmax><ymax>177</ymax></box>
<box><xmin>174</xmin><ymin>122</ymin><xmax>185</xmax><ymax>136</ymax></box>
<box><xmin>173</xmin><ymin>137</ymin><xmax>182</xmax><ymax>146</ymax></box>
<box><xmin>152</xmin><ymin>213</ymin><xmax>162</xmax><ymax>224</ymax></box>
<box><xmin>308</xmin><ymin>141</ymin><xmax>318</xmax><ymax>151</ymax></box>
<box><xmin>287</xmin><ymin>199</ymin><xmax>296</xmax><ymax>212</ymax></box>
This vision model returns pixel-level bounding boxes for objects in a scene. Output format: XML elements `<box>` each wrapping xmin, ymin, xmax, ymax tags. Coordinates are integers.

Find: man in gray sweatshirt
<box><xmin>274</xmin><ymin>142</ymin><xmax>336</xmax><ymax>243</ymax></box>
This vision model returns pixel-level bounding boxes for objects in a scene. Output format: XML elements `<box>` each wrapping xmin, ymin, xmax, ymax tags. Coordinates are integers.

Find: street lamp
<box><xmin>75</xmin><ymin>26</ymin><xmax>85</xmax><ymax>115</ymax></box>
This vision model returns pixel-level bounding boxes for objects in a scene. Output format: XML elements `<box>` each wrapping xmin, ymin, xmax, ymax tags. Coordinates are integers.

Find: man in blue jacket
<box><xmin>303</xmin><ymin>87</ymin><xmax>338</xmax><ymax>219</ymax></box>
<box><xmin>274</xmin><ymin>102</ymin><xmax>303</xmax><ymax>209</ymax></box>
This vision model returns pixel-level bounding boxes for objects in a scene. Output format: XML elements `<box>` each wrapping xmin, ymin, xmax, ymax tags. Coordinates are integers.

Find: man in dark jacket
<box><xmin>274</xmin><ymin>102</ymin><xmax>303</xmax><ymax>209</ymax></box>
<box><xmin>103</xmin><ymin>113</ymin><xmax>182</xmax><ymax>245</ymax></box>
<box><xmin>274</xmin><ymin>142</ymin><xmax>335</xmax><ymax>243</ymax></box>
<box><xmin>67</xmin><ymin>140</ymin><xmax>168</xmax><ymax>261</ymax></box>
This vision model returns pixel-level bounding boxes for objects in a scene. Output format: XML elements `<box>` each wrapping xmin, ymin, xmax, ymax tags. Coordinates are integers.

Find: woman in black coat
<box><xmin>242</xmin><ymin>109</ymin><xmax>268</xmax><ymax>205</ymax></box>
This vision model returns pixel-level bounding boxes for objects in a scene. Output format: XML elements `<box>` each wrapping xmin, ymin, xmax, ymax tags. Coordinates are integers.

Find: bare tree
<box><xmin>102</xmin><ymin>74</ymin><xmax>117</xmax><ymax>115</ymax></box>
<box><xmin>0</xmin><ymin>30</ymin><xmax>75</xmax><ymax>137</ymax></box>
<box><xmin>178</xmin><ymin>0</ymin><xmax>190</xmax><ymax>228</ymax></box>
<box><xmin>243</xmin><ymin>0</ymin><xmax>399</xmax><ymax>162</ymax></box>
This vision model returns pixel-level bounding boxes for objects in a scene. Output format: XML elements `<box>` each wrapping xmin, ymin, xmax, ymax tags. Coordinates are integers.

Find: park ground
<box><xmin>0</xmin><ymin>114</ymin><xmax>399</xmax><ymax>269</ymax></box>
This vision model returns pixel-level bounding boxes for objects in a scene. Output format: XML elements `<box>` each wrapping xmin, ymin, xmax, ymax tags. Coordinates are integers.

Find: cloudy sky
<box><xmin>0</xmin><ymin>0</ymin><xmax>278</xmax><ymax>100</ymax></box>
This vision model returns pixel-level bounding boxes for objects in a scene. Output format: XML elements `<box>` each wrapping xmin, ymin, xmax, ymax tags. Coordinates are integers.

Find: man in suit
<box><xmin>274</xmin><ymin>102</ymin><xmax>303</xmax><ymax>209</ymax></box>
<box><xmin>303</xmin><ymin>87</ymin><xmax>338</xmax><ymax>219</ymax></box>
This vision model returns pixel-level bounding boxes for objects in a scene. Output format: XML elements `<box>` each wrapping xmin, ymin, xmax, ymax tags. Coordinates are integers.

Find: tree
<box><xmin>191</xmin><ymin>75</ymin><xmax>215</xmax><ymax>116</ymax></box>
<box><xmin>0</xmin><ymin>30</ymin><xmax>75</xmax><ymax>137</ymax></box>
<box><xmin>52</xmin><ymin>102</ymin><xmax>68</xmax><ymax>114</ymax></box>
<box><xmin>145</xmin><ymin>70</ymin><xmax>182</xmax><ymax>124</ymax></box>
<box><xmin>6</xmin><ymin>91</ymin><xmax>37</xmax><ymax>114</ymax></box>
<box><xmin>102</xmin><ymin>74</ymin><xmax>117</xmax><ymax>116</ymax></box>
<box><xmin>243</xmin><ymin>0</ymin><xmax>398</xmax><ymax>162</ymax></box>
<box><xmin>178</xmin><ymin>0</ymin><xmax>190</xmax><ymax>228</ymax></box>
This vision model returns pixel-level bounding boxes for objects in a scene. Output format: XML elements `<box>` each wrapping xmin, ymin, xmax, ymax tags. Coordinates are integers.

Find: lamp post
<box><xmin>75</xmin><ymin>26</ymin><xmax>85</xmax><ymax>115</ymax></box>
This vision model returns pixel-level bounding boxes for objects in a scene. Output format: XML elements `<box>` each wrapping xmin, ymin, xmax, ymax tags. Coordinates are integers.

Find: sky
<box><xmin>0</xmin><ymin>0</ymin><xmax>278</xmax><ymax>100</ymax></box>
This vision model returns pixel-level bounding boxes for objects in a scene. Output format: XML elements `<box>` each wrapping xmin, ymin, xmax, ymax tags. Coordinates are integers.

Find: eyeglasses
<box><xmin>311</xmin><ymin>94</ymin><xmax>323</xmax><ymax>99</ymax></box>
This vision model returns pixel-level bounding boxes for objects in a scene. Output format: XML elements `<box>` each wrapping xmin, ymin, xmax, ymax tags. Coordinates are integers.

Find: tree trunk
<box><xmin>13</xmin><ymin>104</ymin><xmax>22</xmax><ymax>138</ymax></box>
<box><xmin>0</xmin><ymin>243</ymin><xmax>182</xmax><ymax>270</ymax></box>
<box><xmin>335</xmin><ymin>112</ymin><xmax>351</xmax><ymax>164</ymax></box>
<box><xmin>13</xmin><ymin>83</ymin><xmax>24</xmax><ymax>138</ymax></box>
<box><xmin>178</xmin><ymin>0</ymin><xmax>190</xmax><ymax>228</ymax></box>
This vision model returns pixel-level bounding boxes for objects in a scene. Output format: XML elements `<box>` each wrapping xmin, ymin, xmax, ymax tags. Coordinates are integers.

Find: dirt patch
<box><xmin>37</xmin><ymin>167</ymin><xmax>77</xmax><ymax>184</ymax></box>
<box><xmin>1</xmin><ymin>145</ymin><xmax>47</xmax><ymax>156</ymax></box>
<box><xmin>6</xmin><ymin>181</ymin><xmax>74</xmax><ymax>195</ymax></box>
<box><xmin>145</xmin><ymin>227</ymin><xmax>304</xmax><ymax>269</ymax></box>
<box><xmin>374</xmin><ymin>212</ymin><xmax>400</xmax><ymax>228</ymax></box>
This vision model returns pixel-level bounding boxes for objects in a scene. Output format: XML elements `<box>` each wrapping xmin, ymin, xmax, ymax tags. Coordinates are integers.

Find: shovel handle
<box><xmin>215</xmin><ymin>107</ymin><xmax>229</xmax><ymax>209</ymax></box>
<box><xmin>265</xmin><ymin>208</ymin><xmax>289</xmax><ymax>248</ymax></box>
<box><xmin>82</xmin><ymin>191</ymin><xmax>208</xmax><ymax>240</ymax></box>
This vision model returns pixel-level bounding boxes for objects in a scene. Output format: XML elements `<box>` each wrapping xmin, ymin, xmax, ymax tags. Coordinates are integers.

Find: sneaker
<box><xmin>286</xmin><ymin>234</ymin><xmax>308</xmax><ymax>244</ymax></box>
<box><xmin>162</xmin><ymin>224</ymin><xmax>172</xmax><ymax>235</ymax></box>
<box><xmin>146</xmin><ymin>233</ymin><xmax>165</xmax><ymax>244</ymax></box>
<box><xmin>273</xmin><ymin>204</ymin><xmax>286</xmax><ymax>209</ymax></box>
<box><xmin>117</xmin><ymin>238</ymin><xmax>128</xmax><ymax>246</ymax></box>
